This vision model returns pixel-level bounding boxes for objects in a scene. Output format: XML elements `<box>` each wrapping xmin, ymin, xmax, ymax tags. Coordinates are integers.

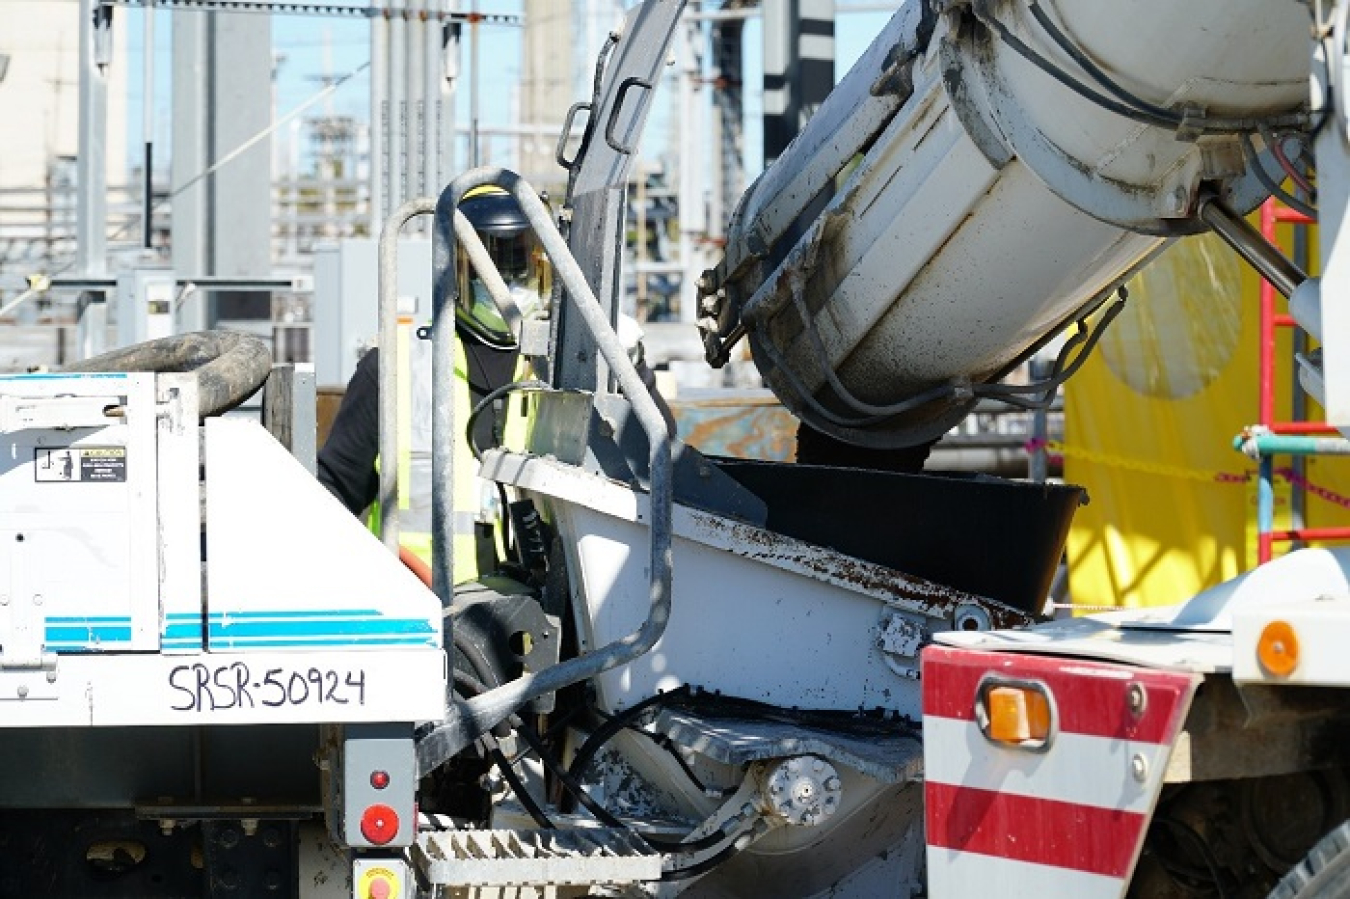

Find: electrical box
<box><xmin>116</xmin><ymin>269</ymin><xmax>177</xmax><ymax>348</ymax></box>
<box><xmin>312</xmin><ymin>238</ymin><xmax>432</xmax><ymax>388</ymax></box>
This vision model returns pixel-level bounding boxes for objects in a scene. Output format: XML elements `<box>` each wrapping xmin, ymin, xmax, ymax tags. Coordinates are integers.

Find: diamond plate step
<box><xmin>413</xmin><ymin>828</ymin><xmax>662</xmax><ymax>888</ymax></box>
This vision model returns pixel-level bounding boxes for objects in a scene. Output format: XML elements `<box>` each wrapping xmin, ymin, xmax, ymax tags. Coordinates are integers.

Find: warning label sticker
<box><xmin>34</xmin><ymin>446</ymin><xmax>128</xmax><ymax>483</ymax></box>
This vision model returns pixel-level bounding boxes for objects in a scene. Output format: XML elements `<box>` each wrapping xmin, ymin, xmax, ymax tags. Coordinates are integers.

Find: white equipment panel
<box><xmin>0</xmin><ymin>372</ymin><xmax>448</xmax><ymax>726</ymax></box>
<box><xmin>0</xmin><ymin>372</ymin><xmax>193</xmax><ymax>662</ymax></box>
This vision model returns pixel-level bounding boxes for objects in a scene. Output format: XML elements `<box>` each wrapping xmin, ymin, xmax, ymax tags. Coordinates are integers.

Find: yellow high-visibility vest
<box><xmin>368</xmin><ymin>322</ymin><xmax>486</xmax><ymax>585</ymax></box>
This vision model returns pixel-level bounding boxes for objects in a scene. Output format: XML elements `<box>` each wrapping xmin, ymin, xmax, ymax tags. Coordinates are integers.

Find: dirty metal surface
<box><xmin>691</xmin><ymin>511</ymin><xmax>1032</xmax><ymax>633</ymax></box>
<box><xmin>655</xmin><ymin>708</ymin><xmax>924</xmax><ymax>785</ymax></box>
<box><xmin>711</xmin><ymin>459</ymin><xmax>1080</xmax><ymax>616</ymax></box>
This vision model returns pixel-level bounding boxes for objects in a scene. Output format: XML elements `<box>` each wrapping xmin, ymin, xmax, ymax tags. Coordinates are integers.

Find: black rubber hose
<box><xmin>450</xmin><ymin>670</ymin><xmax>556</xmax><ymax>830</ymax></box>
<box><xmin>566</xmin><ymin>686</ymin><xmax>691</xmax><ymax>782</ymax></box>
<box><xmin>660</xmin><ymin>830</ymin><xmax>756</xmax><ymax>882</ymax></box>
<box><xmin>487</xmin><ymin>742</ymin><xmax>557</xmax><ymax>830</ymax></box>
<box><xmin>1240</xmin><ymin>132</ymin><xmax>1319</xmax><ymax>221</ymax></box>
<box><xmin>513</xmin><ymin>718</ymin><xmax>731</xmax><ymax>855</ymax></box>
<box><xmin>61</xmin><ymin>330</ymin><xmax>273</xmax><ymax>418</ymax></box>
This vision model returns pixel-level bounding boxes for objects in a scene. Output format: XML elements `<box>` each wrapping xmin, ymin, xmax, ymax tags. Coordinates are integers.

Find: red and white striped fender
<box><xmin>922</xmin><ymin>645</ymin><xmax>1201</xmax><ymax>899</ymax></box>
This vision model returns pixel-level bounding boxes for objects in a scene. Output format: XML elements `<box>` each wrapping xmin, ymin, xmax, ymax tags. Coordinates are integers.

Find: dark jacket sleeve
<box><xmin>316</xmin><ymin>348</ymin><xmax>381</xmax><ymax>516</ymax></box>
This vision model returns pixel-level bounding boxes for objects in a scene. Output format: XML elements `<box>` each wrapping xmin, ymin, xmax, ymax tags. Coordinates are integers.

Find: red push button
<box><xmin>360</xmin><ymin>804</ymin><xmax>400</xmax><ymax>845</ymax></box>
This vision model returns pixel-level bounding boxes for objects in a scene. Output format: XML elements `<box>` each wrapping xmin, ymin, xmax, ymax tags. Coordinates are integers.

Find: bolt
<box><xmin>241</xmin><ymin>819</ymin><xmax>258</xmax><ymax>838</ymax></box>
<box><xmin>217</xmin><ymin>827</ymin><xmax>240</xmax><ymax>849</ymax></box>
<box><xmin>262</xmin><ymin>827</ymin><xmax>282</xmax><ymax>849</ymax></box>
<box><xmin>16</xmin><ymin>685</ymin><xmax>28</xmax><ymax>699</ymax></box>
<box><xmin>217</xmin><ymin>867</ymin><xmax>239</xmax><ymax>891</ymax></box>
<box><xmin>159</xmin><ymin>819</ymin><xmax>176</xmax><ymax>837</ymax></box>
<box><xmin>263</xmin><ymin>869</ymin><xmax>283</xmax><ymax>891</ymax></box>
<box><xmin>32</xmin><ymin>594</ymin><xmax>43</xmax><ymax>607</ymax></box>
<box><xmin>0</xmin><ymin>595</ymin><xmax>8</xmax><ymax>606</ymax></box>
<box><xmin>824</xmin><ymin>777</ymin><xmax>841</xmax><ymax>791</ymax></box>
<box><xmin>1127</xmin><ymin>683</ymin><xmax>1148</xmax><ymax>716</ymax></box>
<box><xmin>812</xmin><ymin>759</ymin><xmax>824</xmax><ymax>772</ymax></box>
<box><xmin>1131</xmin><ymin>754</ymin><xmax>1149</xmax><ymax>783</ymax></box>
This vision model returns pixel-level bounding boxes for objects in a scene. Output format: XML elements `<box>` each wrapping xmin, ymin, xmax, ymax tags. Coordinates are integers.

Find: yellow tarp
<box><xmin>1064</xmin><ymin>225</ymin><xmax>1350</xmax><ymax>610</ymax></box>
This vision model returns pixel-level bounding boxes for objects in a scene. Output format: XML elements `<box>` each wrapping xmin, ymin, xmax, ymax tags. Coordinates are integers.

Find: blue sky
<box><xmin>125</xmin><ymin>2</ymin><xmax>895</xmax><ymax>181</ymax></box>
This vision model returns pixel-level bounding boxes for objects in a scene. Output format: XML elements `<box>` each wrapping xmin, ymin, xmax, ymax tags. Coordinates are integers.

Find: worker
<box><xmin>317</xmin><ymin>185</ymin><xmax>551</xmax><ymax>585</ymax></box>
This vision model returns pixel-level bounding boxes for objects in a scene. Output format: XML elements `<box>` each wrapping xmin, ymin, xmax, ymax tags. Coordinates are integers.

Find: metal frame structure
<box><xmin>1244</xmin><ymin>199</ymin><xmax>1350</xmax><ymax>563</ymax></box>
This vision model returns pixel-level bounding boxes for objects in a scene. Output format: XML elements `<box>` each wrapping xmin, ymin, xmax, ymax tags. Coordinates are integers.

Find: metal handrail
<box><xmin>376</xmin><ymin>196</ymin><xmax>522</xmax><ymax>555</ymax></box>
<box><xmin>415</xmin><ymin>167</ymin><xmax>674</xmax><ymax>775</ymax></box>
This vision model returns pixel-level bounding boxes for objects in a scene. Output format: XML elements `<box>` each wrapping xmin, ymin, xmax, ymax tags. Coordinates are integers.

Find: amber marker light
<box><xmin>1257</xmin><ymin>620</ymin><xmax>1300</xmax><ymax>677</ymax></box>
<box><xmin>976</xmin><ymin>679</ymin><xmax>1054</xmax><ymax>750</ymax></box>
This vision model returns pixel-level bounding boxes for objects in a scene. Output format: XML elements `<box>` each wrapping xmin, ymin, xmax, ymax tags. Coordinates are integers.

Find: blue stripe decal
<box><xmin>45</xmin><ymin>616</ymin><xmax>133</xmax><ymax>646</ymax></box>
<box><xmin>46</xmin><ymin>626</ymin><xmax>133</xmax><ymax>642</ymax></box>
<box><xmin>208</xmin><ymin>635</ymin><xmax>437</xmax><ymax>648</ymax></box>
<box><xmin>0</xmin><ymin>372</ymin><xmax>129</xmax><ymax>381</ymax></box>
<box><xmin>208</xmin><ymin>619</ymin><xmax>433</xmax><ymax>638</ymax></box>
<box><xmin>41</xmin><ymin>610</ymin><xmax>434</xmax><ymax>650</ymax></box>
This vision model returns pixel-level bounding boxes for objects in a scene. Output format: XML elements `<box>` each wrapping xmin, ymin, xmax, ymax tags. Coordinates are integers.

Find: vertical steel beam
<box><xmin>423</xmin><ymin>0</ymin><xmax>441</xmax><ymax>198</ymax></box>
<box><xmin>172</xmin><ymin>7</ymin><xmax>209</xmax><ymax>330</ymax></box>
<box><xmin>677</xmin><ymin>15</ymin><xmax>706</xmax><ymax>324</ymax></box>
<box><xmin>209</xmin><ymin>11</ymin><xmax>273</xmax><ymax>325</ymax></box>
<box><xmin>77</xmin><ymin>0</ymin><xmax>112</xmax><ymax>357</ymax></box>
<box><xmin>371</xmin><ymin>1</ymin><xmax>389</xmax><ymax>228</ymax></box>
<box><xmin>762</xmin><ymin>0</ymin><xmax>834</xmax><ymax>166</ymax></box>
<box><xmin>142</xmin><ymin>0</ymin><xmax>156</xmax><ymax>250</ymax></box>
<box><xmin>711</xmin><ymin>6</ymin><xmax>744</xmax><ymax>228</ymax></box>
<box><xmin>407</xmin><ymin>0</ymin><xmax>425</xmax><ymax>203</ymax></box>
<box><xmin>441</xmin><ymin>1</ymin><xmax>461</xmax><ymax>184</ymax></box>
<box><xmin>389</xmin><ymin>0</ymin><xmax>407</xmax><ymax>211</ymax></box>
<box><xmin>78</xmin><ymin>0</ymin><xmax>110</xmax><ymax>279</ymax></box>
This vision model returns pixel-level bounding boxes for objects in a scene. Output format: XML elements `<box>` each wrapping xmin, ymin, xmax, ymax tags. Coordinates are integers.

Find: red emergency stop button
<box><xmin>360</xmin><ymin>804</ymin><xmax>400</xmax><ymax>845</ymax></box>
<box><xmin>368</xmin><ymin>875</ymin><xmax>392</xmax><ymax>899</ymax></box>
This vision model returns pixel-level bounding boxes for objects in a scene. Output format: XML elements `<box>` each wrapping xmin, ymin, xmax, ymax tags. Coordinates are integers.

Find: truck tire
<box><xmin>1270</xmin><ymin>821</ymin><xmax>1350</xmax><ymax>899</ymax></box>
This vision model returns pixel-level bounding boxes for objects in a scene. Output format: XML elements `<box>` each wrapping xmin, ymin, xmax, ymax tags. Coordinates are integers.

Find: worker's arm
<box><xmin>316</xmin><ymin>348</ymin><xmax>381</xmax><ymax>516</ymax></box>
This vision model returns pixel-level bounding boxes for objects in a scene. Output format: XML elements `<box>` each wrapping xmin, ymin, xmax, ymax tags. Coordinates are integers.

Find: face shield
<box><xmin>455</xmin><ymin>224</ymin><xmax>551</xmax><ymax>350</ymax></box>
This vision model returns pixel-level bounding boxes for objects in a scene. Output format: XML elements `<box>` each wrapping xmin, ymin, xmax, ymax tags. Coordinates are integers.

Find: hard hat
<box><xmin>455</xmin><ymin>185</ymin><xmax>551</xmax><ymax>349</ymax></box>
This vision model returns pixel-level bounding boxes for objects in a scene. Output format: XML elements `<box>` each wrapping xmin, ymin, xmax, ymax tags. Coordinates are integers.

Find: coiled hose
<box><xmin>60</xmin><ymin>331</ymin><xmax>273</xmax><ymax>418</ymax></box>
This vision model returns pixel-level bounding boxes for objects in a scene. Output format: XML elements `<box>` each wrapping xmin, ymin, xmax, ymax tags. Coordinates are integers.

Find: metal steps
<box><xmin>413</xmin><ymin>827</ymin><xmax>662</xmax><ymax>892</ymax></box>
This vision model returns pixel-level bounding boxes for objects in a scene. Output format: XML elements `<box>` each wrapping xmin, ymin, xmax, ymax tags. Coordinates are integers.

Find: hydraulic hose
<box><xmin>61</xmin><ymin>330</ymin><xmax>273</xmax><ymax>418</ymax></box>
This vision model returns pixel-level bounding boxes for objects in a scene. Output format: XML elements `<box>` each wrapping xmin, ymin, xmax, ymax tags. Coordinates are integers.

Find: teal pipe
<box><xmin>1233</xmin><ymin>434</ymin><xmax>1350</xmax><ymax>456</ymax></box>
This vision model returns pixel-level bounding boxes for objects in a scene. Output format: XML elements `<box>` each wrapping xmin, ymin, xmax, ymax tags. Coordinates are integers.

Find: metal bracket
<box><xmin>0</xmin><ymin>395</ymin><xmax>121</xmax><ymax>432</ymax></box>
<box><xmin>0</xmin><ymin>656</ymin><xmax>60</xmax><ymax>701</ymax></box>
<box><xmin>876</xmin><ymin>611</ymin><xmax>930</xmax><ymax>680</ymax></box>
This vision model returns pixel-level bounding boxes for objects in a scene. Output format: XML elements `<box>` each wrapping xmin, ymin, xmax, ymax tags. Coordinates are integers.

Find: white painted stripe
<box><xmin>799</xmin><ymin>34</ymin><xmax>836</xmax><ymax>59</ymax></box>
<box><xmin>923</xmin><ymin>716</ymin><xmax>1170</xmax><ymax>815</ymax></box>
<box><xmin>927</xmin><ymin>847</ymin><xmax>1125</xmax><ymax>899</ymax></box>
